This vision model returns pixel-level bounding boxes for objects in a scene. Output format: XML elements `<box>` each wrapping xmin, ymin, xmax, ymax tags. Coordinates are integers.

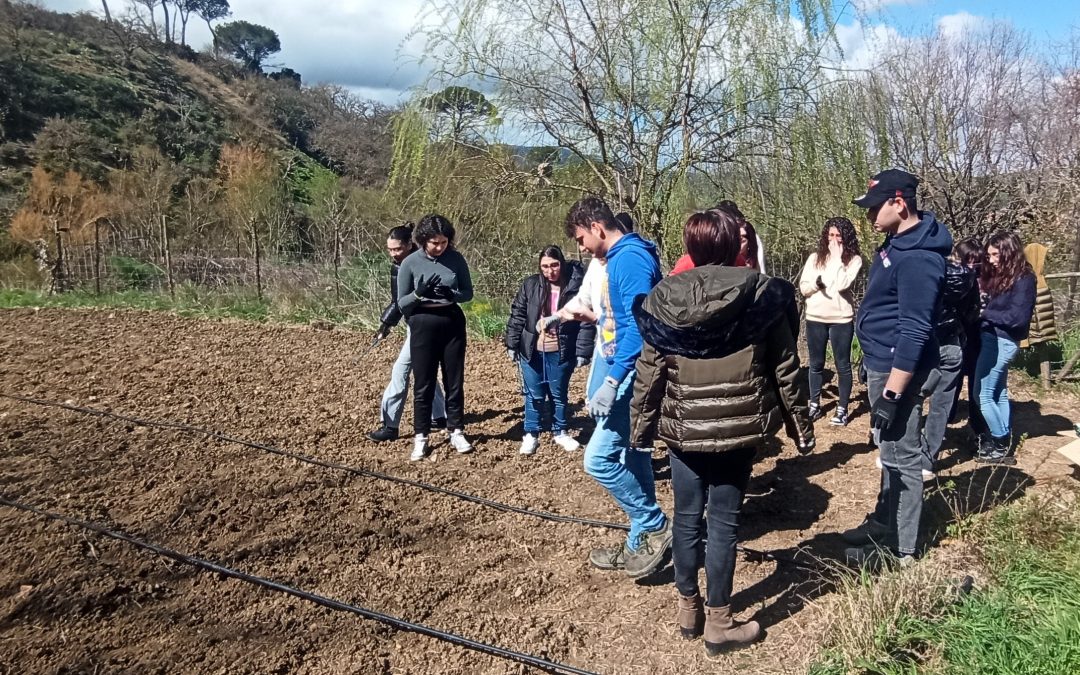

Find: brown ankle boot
<box><xmin>676</xmin><ymin>593</ymin><xmax>704</xmax><ymax>639</ymax></box>
<box><xmin>704</xmin><ymin>605</ymin><xmax>761</xmax><ymax>656</ymax></box>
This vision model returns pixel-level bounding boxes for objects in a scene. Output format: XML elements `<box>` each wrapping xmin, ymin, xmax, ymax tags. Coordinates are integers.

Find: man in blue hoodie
<box><xmin>562</xmin><ymin>196</ymin><xmax>671</xmax><ymax>579</ymax></box>
<box><xmin>843</xmin><ymin>169</ymin><xmax>953</xmax><ymax>567</ymax></box>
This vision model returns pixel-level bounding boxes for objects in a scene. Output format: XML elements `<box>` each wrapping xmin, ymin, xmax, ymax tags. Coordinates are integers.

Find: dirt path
<box><xmin>1</xmin><ymin>308</ymin><xmax>1076</xmax><ymax>674</ymax></box>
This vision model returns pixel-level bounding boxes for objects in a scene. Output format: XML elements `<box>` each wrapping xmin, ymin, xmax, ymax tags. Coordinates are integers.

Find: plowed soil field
<box><xmin>1</xmin><ymin>308</ymin><xmax>1076</xmax><ymax>674</ymax></box>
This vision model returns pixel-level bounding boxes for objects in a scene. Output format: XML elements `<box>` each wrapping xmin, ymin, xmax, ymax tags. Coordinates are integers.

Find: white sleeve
<box><xmin>756</xmin><ymin>234</ymin><xmax>767</xmax><ymax>275</ymax></box>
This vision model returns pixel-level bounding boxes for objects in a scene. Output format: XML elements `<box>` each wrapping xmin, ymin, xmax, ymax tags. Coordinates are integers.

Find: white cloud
<box><xmin>851</xmin><ymin>0</ymin><xmax>924</xmax><ymax>14</ymax></box>
<box><xmin>832</xmin><ymin>21</ymin><xmax>906</xmax><ymax>71</ymax></box>
<box><xmin>937</xmin><ymin>11</ymin><xmax>987</xmax><ymax>39</ymax></box>
<box><xmin>37</xmin><ymin>0</ymin><xmax>430</xmax><ymax>102</ymax></box>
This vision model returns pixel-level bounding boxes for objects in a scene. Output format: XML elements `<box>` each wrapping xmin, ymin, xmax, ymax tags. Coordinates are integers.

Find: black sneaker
<box><xmin>367</xmin><ymin>426</ymin><xmax>398</xmax><ymax>443</ymax></box>
<box><xmin>432</xmin><ymin>417</ymin><xmax>448</xmax><ymax>430</ymax></box>
<box><xmin>808</xmin><ymin>402</ymin><xmax>824</xmax><ymax>423</ymax></box>
<box><xmin>829</xmin><ymin>407</ymin><xmax>849</xmax><ymax>427</ymax></box>
<box><xmin>976</xmin><ymin>434</ymin><xmax>1016</xmax><ymax>465</ymax></box>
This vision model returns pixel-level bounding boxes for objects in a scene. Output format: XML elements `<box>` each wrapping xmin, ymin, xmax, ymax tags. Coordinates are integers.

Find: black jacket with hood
<box><xmin>378</xmin><ymin>260</ymin><xmax>405</xmax><ymax>330</ymax></box>
<box><xmin>856</xmin><ymin>212</ymin><xmax>953</xmax><ymax>373</ymax></box>
<box><xmin>629</xmin><ymin>266</ymin><xmax>814</xmax><ymax>454</ymax></box>
<box><xmin>505</xmin><ymin>260</ymin><xmax>596</xmax><ymax>364</ymax></box>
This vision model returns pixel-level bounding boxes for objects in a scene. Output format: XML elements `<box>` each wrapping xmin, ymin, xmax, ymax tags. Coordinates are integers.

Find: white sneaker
<box><xmin>410</xmin><ymin>435</ymin><xmax>430</xmax><ymax>461</ymax></box>
<box><xmin>552</xmin><ymin>432</ymin><xmax>580</xmax><ymax>452</ymax></box>
<box><xmin>519</xmin><ymin>433</ymin><xmax>539</xmax><ymax>456</ymax></box>
<box><xmin>450</xmin><ymin>429</ymin><xmax>473</xmax><ymax>454</ymax></box>
<box><xmin>922</xmin><ymin>469</ymin><xmax>936</xmax><ymax>481</ymax></box>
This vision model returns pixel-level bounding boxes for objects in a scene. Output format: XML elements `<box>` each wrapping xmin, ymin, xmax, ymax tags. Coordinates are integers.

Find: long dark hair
<box><xmin>815</xmin><ymin>217</ymin><xmax>860</xmax><ymax>267</ymax></box>
<box><xmin>981</xmin><ymin>231</ymin><xmax>1032</xmax><ymax>298</ymax></box>
<box><xmin>538</xmin><ymin>245</ymin><xmax>568</xmax><ymax>318</ymax></box>
<box><xmin>414</xmin><ymin>214</ymin><xmax>456</xmax><ymax>249</ymax></box>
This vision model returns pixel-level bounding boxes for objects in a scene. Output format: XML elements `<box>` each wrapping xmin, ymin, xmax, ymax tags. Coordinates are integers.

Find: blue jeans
<box><xmin>583</xmin><ymin>370</ymin><xmax>666</xmax><ymax>550</ymax></box>
<box><xmin>974</xmin><ymin>331</ymin><xmax>1019</xmax><ymax>439</ymax></box>
<box><xmin>670</xmin><ymin>447</ymin><xmax>755</xmax><ymax>607</ymax></box>
<box><xmin>520</xmin><ymin>350</ymin><xmax>574</xmax><ymax>434</ymax></box>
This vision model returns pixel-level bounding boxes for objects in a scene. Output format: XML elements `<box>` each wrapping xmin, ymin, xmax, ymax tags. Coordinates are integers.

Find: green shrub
<box><xmin>109</xmin><ymin>255</ymin><xmax>163</xmax><ymax>290</ymax></box>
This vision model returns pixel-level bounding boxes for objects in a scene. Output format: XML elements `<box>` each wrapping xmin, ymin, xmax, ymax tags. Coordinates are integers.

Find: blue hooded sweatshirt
<box><xmin>856</xmin><ymin>212</ymin><xmax>953</xmax><ymax>374</ymax></box>
<box><xmin>601</xmin><ymin>232</ymin><xmax>662</xmax><ymax>384</ymax></box>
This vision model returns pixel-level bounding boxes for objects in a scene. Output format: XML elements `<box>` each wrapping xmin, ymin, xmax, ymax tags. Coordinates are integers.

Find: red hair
<box><xmin>683</xmin><ymin>210</ymin><xmax>741</xmax><ymax>267</ymax></box>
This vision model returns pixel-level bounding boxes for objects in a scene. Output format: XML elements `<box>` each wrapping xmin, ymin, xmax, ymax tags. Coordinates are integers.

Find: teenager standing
<box><xmin>505</xmin><ymin>246</ymin><xmax>595</xmax><ymax>455</ymax></box>
<box><xmin>368</xmin><ymin>224</ymin><xmax>447</xmax><ymax>443</ymax></box>
<box><xmin>843</xmin><ymin>169</ymin><xmax>951</xmax><ymax>567</ymax></box>
<box><xmin>631</xmin><ymin>209</ymin><xmax>814</xmax><ymax>656</ymax></box>
<box><xmin>397</xmin><ymin>214</ymin><xmax>474</xmax><ymax>461</ymax></box>
<box><xmin>799</xmin><ymin>217</ymin><xmax>862</xmax><ymax>426</ymax></box>
<box><xmin>974</xmin><ymin>232</ymin><xmax>1036</xmax><ymax>463</ymax></box>
<box><xmin>564</xmin><ymin>196</ymin><xmax>671</xmax><ymax>579</ymax></box>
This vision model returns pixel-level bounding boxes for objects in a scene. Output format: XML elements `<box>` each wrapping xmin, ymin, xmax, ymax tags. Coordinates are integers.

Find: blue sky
<box><xmin>842</xmin><ymin>0</ymin><xmax>1079</xmax><ymax>41</ymax></box>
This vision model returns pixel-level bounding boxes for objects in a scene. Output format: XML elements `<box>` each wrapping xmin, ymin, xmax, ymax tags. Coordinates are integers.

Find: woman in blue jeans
<box><xmin>504</xmin><ymin>245</ymin><xmax>595</xmax><ymax>455</ymax></box>
<box><xmin>974</xmin><ymin>231</ymin><xmax>1036</xmax><ymax>463</ymax></box>
<box><xmin>631</xmin><ymin>210</ymin><xmax>814</xmax><ymax>656</ymax></box>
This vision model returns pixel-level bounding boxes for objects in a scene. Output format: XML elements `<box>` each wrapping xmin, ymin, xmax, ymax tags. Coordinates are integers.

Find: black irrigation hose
<box><xmin>0</xmin><ymin>496</ymin><xmax>600</xmax><ymax>675</ymax></box>
<box><xmin>2</xmin><ymin>393</ymin><xmax>816</xmax><ymax>572</ymax></box>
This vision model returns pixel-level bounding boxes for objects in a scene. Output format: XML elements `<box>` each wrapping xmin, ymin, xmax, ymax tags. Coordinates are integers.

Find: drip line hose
<box><xmin>0</xmin><ymin>496</ymin><xmax>600</xmax><ymax>675</ymax></box>
<box><xmin>1</xmin><ymin>393</ymin><xmax>816</xmax><ymax>572</ymax></box>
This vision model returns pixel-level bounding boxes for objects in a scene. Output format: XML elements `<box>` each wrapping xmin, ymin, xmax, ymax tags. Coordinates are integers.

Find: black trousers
<box><xmin>670</xmin><ymin>446</ymin><xmax>756</xmax><ymax>608</ymax></box>
<box><xmin>806</xmin><ymin>320</ymin><xmax>854</xmax><ymax>409</ymax></box>
<box><xmin>409</xmin><ymin>305</ymin><xmax>467</xmax><ymax>435</ymax></box>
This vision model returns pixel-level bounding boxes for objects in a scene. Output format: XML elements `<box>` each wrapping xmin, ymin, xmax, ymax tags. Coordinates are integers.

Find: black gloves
<box><xmin>432</xmin><ymin>284</ymin><xmax>455</xmax><ymax>300</ymax></box>
<box><xmin>414</xmin><ymin>274</ymin><xmax>443</xmax><ymax>299</ymax></box>
<box><xmin>870</xmin><ymin>394</ymin><xmax>900</xmax><ymax>431</ymax></box>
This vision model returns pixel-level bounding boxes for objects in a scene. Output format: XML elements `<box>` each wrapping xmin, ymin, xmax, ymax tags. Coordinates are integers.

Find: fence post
<box><xmin>94</xmin><ymin>218</ymin><xmax>102</xmax><ymax>296</ymax></box>
<box><xmin>333</xmin><ymin>223</ymin><xmax>341</xmax><ymax>303</ymax></box>
<box><xmin>251</xmin><ymin>219</ymin><xmax>263</xmax><ymax>302</ymax></box>
<box><xmin>161</xmin><ymin>214</ymin><xmax>175</xmax><ymax>299</ymax></box>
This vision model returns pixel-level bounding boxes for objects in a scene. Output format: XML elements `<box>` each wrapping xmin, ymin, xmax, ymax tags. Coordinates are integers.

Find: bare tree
<box><xmin>403</xmin><ymin>0</ymin><xmax>834</xmax><ymax>246</ymax></box>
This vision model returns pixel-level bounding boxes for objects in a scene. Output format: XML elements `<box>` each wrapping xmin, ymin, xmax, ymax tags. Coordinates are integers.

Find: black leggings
<box><xmin>806</xmin><ymin>320</ymin><xmax>854</xmax><ymax>409</ymax></box>
<box><xmin>409</xmin><ymin>305</ymin><xmax>467</xmax><ymax>435</ymax></box>
<box><xmin>670</xmin><ymin>446</ymin><xmax>755</xmax><ymax>608</ymax></box>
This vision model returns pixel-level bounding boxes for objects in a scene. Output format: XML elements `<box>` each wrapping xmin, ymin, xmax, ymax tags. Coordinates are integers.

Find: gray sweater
<box><xmin>397</xmin><ymin>247</ymin><xmax>474</xmax><ymax>316</ymax></box>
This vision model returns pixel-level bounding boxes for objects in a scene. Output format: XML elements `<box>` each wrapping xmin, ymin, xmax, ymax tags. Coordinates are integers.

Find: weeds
<box><xmin>810</xmin><ymin>487</ymin><xmax>1080</xmax><ymax>674</ymax></box>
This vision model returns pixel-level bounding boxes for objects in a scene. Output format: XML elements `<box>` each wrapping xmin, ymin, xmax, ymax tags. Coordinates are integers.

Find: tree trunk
<box><xmin>101</xmin><ymin>0</ymin><xmax>112</xmax><ymax>23</ymax></box>
<box><xmin>160</xmin><ymin>0</ymin><xmax>171</xmax><ymax>43</ymax></box>
<box><xmin>1068</xmin><ymin>219</ymin><xmax>1080</xmax><ymax>322</ymax></box>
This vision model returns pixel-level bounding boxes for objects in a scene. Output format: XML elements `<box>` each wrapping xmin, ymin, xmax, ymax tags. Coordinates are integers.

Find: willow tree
<box><xmin>398</xmin><ymin>0</ymin><xmax>835</xmax><ymax>248</ymax></box>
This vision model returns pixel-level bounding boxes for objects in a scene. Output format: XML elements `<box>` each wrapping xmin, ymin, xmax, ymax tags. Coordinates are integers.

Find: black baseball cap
<box><xmin>852</xmin><ymin>169</ymin><xmax>919</xmax><ymax>208</ymax></box>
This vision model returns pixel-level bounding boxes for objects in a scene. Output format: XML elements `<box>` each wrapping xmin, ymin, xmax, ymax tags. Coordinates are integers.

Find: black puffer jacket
<box><xmin>378</xmin><ymin>261</ymin><xmax>405</xmax><ymax>330</ymax></box>
<box><xmin>936</xmin><ymin>262</ymin><xmax>979</xmax><ymax>343</ymax></box>
<box><xmin>630</xmin><ymin>266</ymin><xmax>814</xmax><ymax>454</ymax></box>
<box><xmin>505</xmin><ymin>260</ymin><xmax>596</xmax><ymax>364</ymax></box>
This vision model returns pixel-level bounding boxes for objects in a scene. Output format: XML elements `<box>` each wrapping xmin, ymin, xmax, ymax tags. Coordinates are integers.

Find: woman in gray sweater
<box><xmin>397</xmin><ymin>214</ymin><xmax>475</xmax><ymax>460</ymax></box>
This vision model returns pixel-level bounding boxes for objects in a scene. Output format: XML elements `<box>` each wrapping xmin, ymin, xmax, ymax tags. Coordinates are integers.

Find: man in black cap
<box><xmin>842</xmin><ymin>169</ymin><xmax>952</xmax><ymax>567</ymax></box>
